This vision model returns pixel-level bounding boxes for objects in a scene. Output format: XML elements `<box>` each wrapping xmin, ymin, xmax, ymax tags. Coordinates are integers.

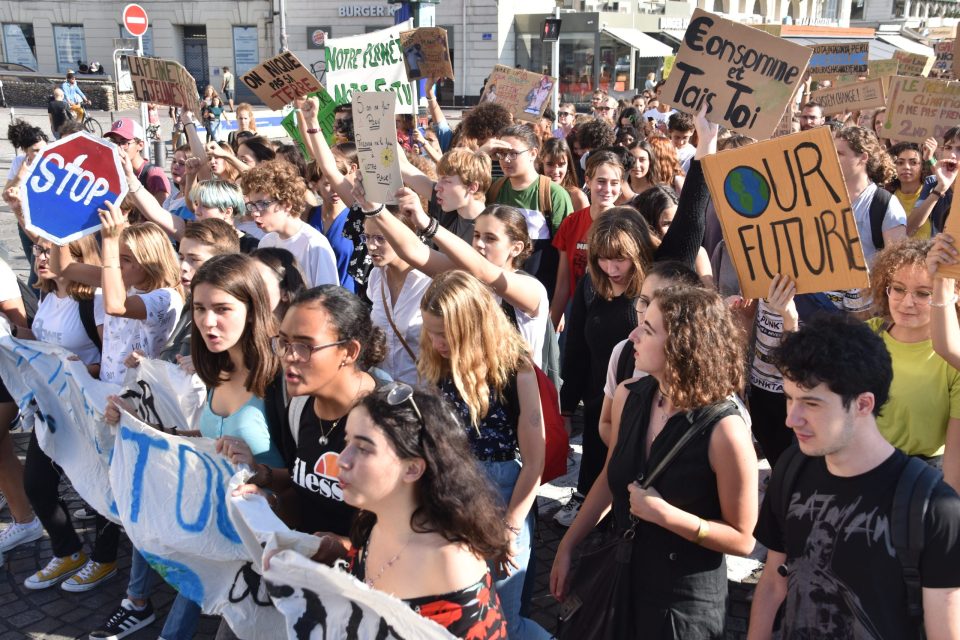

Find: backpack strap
<box><xmin>774</xmin><ymin>444</ymin><xmax>808</xmax><ymax>529</ymax></box>
<box><xmin>287</xmin><ymin>396</ymin><xmax>310</xmax><ymax>447</ymax></box>
<box><xmin>891</xmin><ymin>456</ymin><xmax>942</xmax><ymax>627</ymax></box>
<box><xmin>538</xmin><ymin>174</ymin><xmax>553</xmax><ymax>225</ymax></box>
<box><xmin>869</xmin><ymin>187</ymin><xmax>892</xmax><ymax>251</ymax></box>
<box><xmin>78</xmin><ymin>297</ymin><xmax>102</xmax><ymax>354</ymax></box>
<box><xmin>486</xmin><ymin>177</ymin><xmax>508</xmax><ymax>205</ymax></box>
<box><xmin>614</xmin><ymin>339</ymin><xmax>635</xmax><ymax>386</ymax></box>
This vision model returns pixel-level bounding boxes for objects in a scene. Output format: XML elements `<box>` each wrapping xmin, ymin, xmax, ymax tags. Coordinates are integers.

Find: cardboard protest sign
<box><xmin>127</xmin><ymin>55</ymin><xmax>199</xmax><ymax>111</ymax></box>
<box><xmin>352</xmin><ymin>91</ymin><xmax>403</xmax><ymax>204</ymax></box>
<box><xmin>479</xmin><ymin>64</ymin><xmax>557</xmax><ymax>123</ymax></box>
<box><xmin>324</xmin><ymin>21</ymin><xmax>415</xmax><ymax>114</ymax></box>
<box><xmin>810</xmin><ymin>78</ymin><xmax>886</xmax><ymax>114</ymax></box>
<box><xmin>240</xmin><ymin>51</ymin><xmax>323</xmax><ymax>109</ymax></box>
<box><xmin>869</xmin><ymin>58</ymin><xmax>900</xmax><ymax>79</ymax></box>
<box><xmin>701</xmin><ymin>127</ymin><xmax>868</xmax><ymax>299</ymax></box>
<box><xmin>883</xmin><ymin>75</ymin><xmax>960</xmax><ymax>144</ymax></box>
<box><xmin>808</xmin><ymin>42</ymin><xmax>869</xmax><ymax>76</ymax></box>
<box><xmin>659</xmin><ymin>9</ymin><xmax>811</xmax><ymax>140</ymax></box>
<box><xmin>773</xmin><ymin>102</ymin><xmax>796</xmax><ymax>137</ymax></box>
<box><xmin>935</xmin><ymin>40</ymin><xmax>955</xmax><ymax>78</ymax></box>
<box><xmin>663</xmin><ymin>55</ymin><xmax>676</xmax><ymax>79</ymax></box>
<box><xmin>281</xmin><ymin>88</ymin><xmax>338</xmax><ymax>159</ymax></box>
<box><xmin>937</xmin><ymin>190</ymin><xmax>960</xmax><ymax>279</ymax></box>
<box><xmin>399</xmin><ymin>27</ymin><xmax>453</xmax><ymax>81</ymax></box>
<box><xmin>894</xmin><ymin>50</ymin><xmax>935</xmax><ymax>77</ymax></box>
<box><xmin>955</xmin><ymin>38</ymin><xmax>960</xmax><ymax>79</ymax></box>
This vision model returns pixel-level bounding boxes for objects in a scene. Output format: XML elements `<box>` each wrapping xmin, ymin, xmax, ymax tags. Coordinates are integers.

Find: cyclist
<box><xmin>61</xmin><ymin>70</ymin><xmax>90</xmax><ymax>121</ymax></box>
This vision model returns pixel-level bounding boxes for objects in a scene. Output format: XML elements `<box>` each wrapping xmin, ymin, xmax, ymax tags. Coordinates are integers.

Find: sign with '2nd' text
<box><xmin>660</xmin><ymin>9</ymin><xmax>812</xmax><ymax>140</ymax></box>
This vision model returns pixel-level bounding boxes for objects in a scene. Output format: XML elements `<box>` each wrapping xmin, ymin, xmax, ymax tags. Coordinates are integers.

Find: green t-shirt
<box><xmin>494</xmin><ymin>177</ymin><xmax>573</xmax><ymax>237</ymax></box>
<box><xmin>868</xmin><ymin>317</ymin><xmax>960</xmax><ymax>456</ymax></box>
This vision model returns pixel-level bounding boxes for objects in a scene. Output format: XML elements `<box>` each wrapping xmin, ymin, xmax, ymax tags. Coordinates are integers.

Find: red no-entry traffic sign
<box><xmin>123</xmin><ymin>4</ymin><xmax>149</xmax><ymax>38</ymax></box>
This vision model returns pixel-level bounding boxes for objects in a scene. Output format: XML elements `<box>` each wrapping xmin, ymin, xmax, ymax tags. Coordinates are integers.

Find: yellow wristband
<box><xmin>695</xmin><ymin>518</ymin><xmax>709</xmax><ymax>544</ymax></box>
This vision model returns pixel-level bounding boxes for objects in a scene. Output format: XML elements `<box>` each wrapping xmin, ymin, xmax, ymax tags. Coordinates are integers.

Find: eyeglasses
<box><xmin>32</xmin><ymin>246</ymin><xmax>51</xmax><ymax>258</ymax></box>
<box><xmin>245</xmin><ymin>199</ymin><xmax>276</xmax><ymax>215</ymax></box>
<box><xmin>558</xmin><ymin>111</ymin><xmax>574</xmax><ymax>118</ymax></box>
<box><xmin>271</xmin><ymin>335</ymin><xmax>347</xmax><ymax>362</ymax></box>
<box><xmin>359</xmin><ymin>233</ymin><xmax>387</xmax><ymax>246</ymax></box>
<box><xmin>595</xmin><ymin>106</ymin><xmax>613</xmax><ymax>113</ymax></box>
<box><xmin>493</xmin><ymin>148</ymin><xmax>530</xmax><ymax>162</ymax></box>
<box><xmin>886</xmin><ymin>285</ymin><xmax>933</xmax><ymax>305</ymax></box>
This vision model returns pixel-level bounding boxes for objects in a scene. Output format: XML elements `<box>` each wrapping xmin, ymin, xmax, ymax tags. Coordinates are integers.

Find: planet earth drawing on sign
<box><xmin>724</xmin><ymin>166</ymin><xmax>770</xmax><ymax>218</ymax></box>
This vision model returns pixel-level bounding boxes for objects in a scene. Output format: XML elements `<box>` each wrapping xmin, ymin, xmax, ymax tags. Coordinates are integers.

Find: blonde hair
<box><xmin>437</xmin><ymin>147</ymin><xmax>492</xmax><ymax>199</ymax></box>
<box><xmin>418</xmin><ymin>271</ymin><xmax>529</xmax><ymax>429</ymax></box>
<box><xmin>36</xmin><ymin>235</ymin><xmax>101</xmax><ymax>299</ymax></box>
<box><xmin>120</xmin><ymin>222</ymin><xmax>184</xmax><ymax>299</ymax></box>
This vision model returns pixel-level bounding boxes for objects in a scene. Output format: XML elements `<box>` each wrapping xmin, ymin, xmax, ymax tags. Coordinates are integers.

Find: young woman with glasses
<box><xmin>337</xmin><ymin>383</ymin><xmax>509</xmax><ymax>638</ymax></box>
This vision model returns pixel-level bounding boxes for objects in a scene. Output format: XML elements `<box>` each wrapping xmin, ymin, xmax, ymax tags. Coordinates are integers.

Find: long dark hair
<box><xmin>190</xmin><ymin>254</ymin><xmax>280</xmax><ymax>397</ymax></box>
<box><xmin>349</xmin><ymin>385</ymin><xmax>510</xmax><ymax>560</ymax></box>
<box><xmin>251</xmin><ymin>247</ymin><xmax>306</xmax><ymax>320</ymax></box>
<box><xmin>289</xmin><ymin>285</ymin><xmax>386</xmax><ymax>370</ymax></box>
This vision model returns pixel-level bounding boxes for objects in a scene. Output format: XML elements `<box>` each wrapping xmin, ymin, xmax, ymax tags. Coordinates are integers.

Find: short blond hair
<box><xmin>436</xmin><ymin>148</ymin><xmax>492</xmax><ymax>200</ymax></box>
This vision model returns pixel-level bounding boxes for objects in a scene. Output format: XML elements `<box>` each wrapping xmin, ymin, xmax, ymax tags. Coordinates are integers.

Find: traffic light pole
<box><xmin>552</xmin><ymin>5</ymin><xmax>560</xmax><ymax>127</ymax></box>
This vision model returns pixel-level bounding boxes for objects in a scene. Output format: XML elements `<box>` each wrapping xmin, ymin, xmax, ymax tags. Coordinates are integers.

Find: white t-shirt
<box><xmin>32</xmin><ymin>291</ymin><xmax>106</xmax><ymax>367</ymax></box>
<box><xmin>604</xmin><ymin>338</ymin><xmax>648</xmax><ymax>399</ymax></box>
<box><xmin>100</xmin><ymin>288</ymin><xmax>183</xmax><ymax>383</ymax></box>
<box><xmin>498</xmin><ymin>274</ymin><xmax>549</xmax><ymax>368</ymax></box>
<box><xmin>7</xmin><ymin>155</ymin><xmax>26</xmax><ymax>182</ymax></box>
<box><xmin>644</xmin><ymin>108</ymin><xmax>675</xmax><ymax>127</ymax></box>
<box><xmin>677</xmin><ymin>143</ymin><xmax>696</xmax><ymax>174</ymax></box>
<box><xmin>367</xmin><ymin>267</ymin><xmax>432</xmax><ymax>385</ymax></box>
<box><xmin>258</xmin><ymin>222</ymin><xmax>338</xmax><ymax>288</ymax></box>
<box><xmin>852</xmin><ymin>182</ymin><xmax>907</xmax><ymax>265</ymax></box>
<box><xmin>0</xmin><ymin>259</ymin><xmax>21</xmax><ymax>303</ymax></box>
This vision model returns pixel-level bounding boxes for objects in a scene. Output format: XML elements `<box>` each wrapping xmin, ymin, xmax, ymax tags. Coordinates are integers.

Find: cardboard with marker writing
<box><xmin>808</xmin><ymin>42</ymin><xmax>869</xmax><ymax>76</ymax></box>
<box><xmin>937</xmin><ymin>190</ymin><xmax>960</xmax><ymax>279</ymax></box>
<box><xmin>935</xmin><ymin>40</ymin><xmax>954</xmax><ymax>79</ymax></box>
<box><xmin>659</xmin><ymin>9</ymin><xmax>811</xmax><ymax>140</ymax></box>
<box><xmin>883</xmin><ymin>75</ymin><xmax>960</xmax><ymax>144</ymax></box>
<box><xmin>810</xmin><ymin>78</ymin><xmax>886</xmax><ymax>115</ymax></box>
<box><xmin>399</xmin><ymin>27</ymin><xmax>453</xmax><ymax>81</ymax></box>
<box><xmin>241</xmin><ymin>51</ymin><xmax>323</xmax><ymax>110</ymax></box>
<box><xmin>869</xmin><ymin>58</ymin><xmax>900</xmax><ymax>79</ymax></box>
<box><xmin>352</xmin><ymin>91</ymin><xmax>403</xmax><ymax>205</ymax></box>
<box><xmin>127</xmin><ymin>56</ymin><xmax>200</xmax><ymax>111</ymax></box>
<box><xmin>894</xmin><ymin>51</ymin><xmax>935</xmax><ymax>77</ymax></box>
<box><xmin>955</xmin><ymin>37</ymin><xmax>960</xmax><ymax>79</ymax></box>
<box><xmin>479</xmin><ymin>64</ymin><xmax>557</xmax><ymax>123</ymax></box>
<box><xmin>702</xmin><ymin>127</ymin><xmax>868</xmax><ymax>299</ymax></box>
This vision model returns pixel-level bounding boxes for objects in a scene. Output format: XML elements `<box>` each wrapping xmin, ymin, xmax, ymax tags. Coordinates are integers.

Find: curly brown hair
<box><xmin>652</xmin><ymin>286</ymin><xmax>746</xmax><ymax>411</ymax></box>
<box><xmin>647</xmin><ymin>136</ymin><xmax>685</xmax><ymax>187</ymax></box>
<box><xmin>577</xmin><ymin>118</ymin><xmax>615</xmax><ymax>151</ymax></box>
<box><xmin>461</xmin><ymin>102</ymin><xmax>512</xmax><ymax>145</ymax></box>
<box><xmin>869</xmin><ymin>238</ymin><xmax>934</xmax><ymax>320</ymax></box>
<box><xmin>240</xmin><ymin>160</ymin><xmax>307</xmax><ymax>214</ymax></box>
<box><xmin>835</xmin><ymin>126</ymin><xmax>895</xmax><ymax>185</ymax></box>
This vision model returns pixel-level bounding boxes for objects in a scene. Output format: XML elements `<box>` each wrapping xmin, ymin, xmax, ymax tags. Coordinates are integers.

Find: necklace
<box><xmin>656</xmin><ymin>387</ymin><xmax>675</xmax><ymax>425</ymax></box>
<box><xmin>364</xmin><ymin>531</ymin><xmax>412</xmax><ymax>588</ymax></box>
<box><xmin>317</xmin><ymin>417</ymin><xmax>341</xmax><ymax>446</ymax></box>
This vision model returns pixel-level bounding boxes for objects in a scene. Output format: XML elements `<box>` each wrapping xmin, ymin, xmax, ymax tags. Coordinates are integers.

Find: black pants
<box><xmin>577</xmin><ymin>397</ymin><xmax>607</xmax><ymax>496</ymax></box>
<box><xmin>748</xmin><ymin>385</ymin><xmax>795</xmax><ymax>469</ymax></box>
<box><xmin>24</xmin><ymin>430</ymin><xmax>120</xmax><ymax>562</ymax></box>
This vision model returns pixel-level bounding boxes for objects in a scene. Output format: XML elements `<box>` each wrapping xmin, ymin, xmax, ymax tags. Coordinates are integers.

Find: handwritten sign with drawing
<box><xmin>894</xmin><ymin>51</ymin><xmax>935</xmax><ymax>77</ymax></box>
<box><xmin>883</xmin><ymin>75</ymin><xmax>960</xmax><ymax>144</ymax></box>
<box><xmin>702</xmin><ymin>127</ymin><xmax>868</xmax><ymax>299</ymax></box>
<box><xmin>399</xmin><ymin>27</ymin><xmax>453</xmax><ymax>81</ymax></box>
<box><xmin>352</xmin><ymin>91</ymin><xmax>403</xmax><ymax>205</ymax></box>
<box><xmin>659</xmin><ymin>9</ymin><xmax>811</xmax><ymax>140</ymax></box>
<box><xmin>810</xmin><ymin>78</ymin><xmax>886</xmax><ymax>114</ymax></box>
<box><xmin>240</xmin><ymin>51</ymin><xmax>323</xmax><ymax>110</ymax></box>
<box><xmin>479</xmin><ymin>65</ymin><xmax>557</xmax><ymax>123</ymax></box>
<box><xmin>127</xmin><ymin>56</ymin><xmax>199</xmax><ymax>111</ymax></box>
<box><xmin>808</xmin><ymin>42</ymin><xmax>869</xmax><ymax>76</ymax></box>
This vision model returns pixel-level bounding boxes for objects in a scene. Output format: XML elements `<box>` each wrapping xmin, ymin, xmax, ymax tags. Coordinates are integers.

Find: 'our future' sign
<box><xmin>660</xmin><ymin>9</ymin><xmax>811</xmax><ymax>140</ymax></box>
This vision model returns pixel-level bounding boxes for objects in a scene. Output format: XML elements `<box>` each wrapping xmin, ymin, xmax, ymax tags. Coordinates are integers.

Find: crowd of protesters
<box><xmin>0</xmin><ymin>68</ymin><xmax>958</xmax><ymax>640</ymax></box>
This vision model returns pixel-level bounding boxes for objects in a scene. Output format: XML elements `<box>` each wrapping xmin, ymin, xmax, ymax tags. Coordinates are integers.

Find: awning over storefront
<box><xmin>601</xmin><ymin>27</ymin><xmax>674</xmax><ymax>58</ymax></box>
<box><xmin>875</xmin><ymin>34</ymin><xmax>935</xmax><ymax>58</ymax></box>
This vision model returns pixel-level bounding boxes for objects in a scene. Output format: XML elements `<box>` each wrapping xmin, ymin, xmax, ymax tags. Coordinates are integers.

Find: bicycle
<box><xmin>70</xmin><ymin>103</ymin><xmax>102</xmax><ymax>136</ymax></box>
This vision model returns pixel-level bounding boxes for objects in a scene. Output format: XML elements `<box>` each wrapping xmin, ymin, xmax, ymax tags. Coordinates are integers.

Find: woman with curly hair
<box><xmin>835</xmin><ymin>126</ymin><xmax>906</xmax><ymax>264</ymax></box>
<box><xmin>418</xmin><ymin>270</ymin><xmax>549</xmax><ymax>640</ymax></box>
<box><xmin>551</xmin><ymin>286</ymin><xmax>758</xmax><ymax>638</ymax></box>
<box><xmin>647</xmin><ymin>135</ymin><xmax>685</xmax><ymax>193</ymax></box>
<box><xmin>868</xmin><ymin>239</ymin><xmax>960</xmax><ymax>490</ymax></box>
<box><xmin>339</xmin><ymin>384</ymin><xmax>509</xmax><ymax>638</ymax></box>
<box><xmin>886</xmin><ymin>141</ymin><xmax>933</xmax><ymax>238</ymax></box>
<box><xmin>240</xmin><ymin>160</ymin><xmax>338</xmax><ymax>288</ymax></box>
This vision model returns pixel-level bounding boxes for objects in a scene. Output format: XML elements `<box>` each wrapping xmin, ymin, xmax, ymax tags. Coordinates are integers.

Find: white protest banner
<box><xmin>241</xmin><ymin>51</ymin><xmax>323</xmax><ymax>110</ymax></box>
<box><xmin>264</xmin><ymin>552</ymin><xmax>457</xmax><ymax>639</ymax></box>
<box><xmin>324</xmin><ymin>21</ymin><xmax>415</xmax><ymax>114</ymax></box>
<box><xmin>120</xmin><ymin>358</ymin><xmax>205</xmax><ymax>432</ymax></box>
<box><xmin>353</xmin><ymin>91</ymin><xmax>403</xmax><ymax>205</ymax></box>
<box><xmin>0</xmin><ymin>324</ymin><xmax>121</xmax><ymax>522</ymax></box>
<box><xmin>659</xmin><ymin>9</ymin><xmax>811</xmax><ymax>140</ymax></box>
<box><xmin>884</xmin><ymin>75</ymin><xmax>960</xmax><ymax>144</ymax></box>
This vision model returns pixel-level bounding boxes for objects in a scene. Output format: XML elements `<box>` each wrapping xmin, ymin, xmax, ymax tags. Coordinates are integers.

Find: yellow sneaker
<box><xmin>23</xmin><ymin>552</ymin><xmax>87</xmax><ymax>590</ymax></box>
<box><xmin>61</xmin><ymin>559</ymin><xmax>117</xmax><ymax>592</ymax></box>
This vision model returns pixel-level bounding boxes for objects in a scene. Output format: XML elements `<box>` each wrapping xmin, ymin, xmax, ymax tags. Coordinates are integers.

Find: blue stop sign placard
<box><xmin>22</xmin><ymin>132</ymin><xmax>128</xmax><ymax>245</ymax></box>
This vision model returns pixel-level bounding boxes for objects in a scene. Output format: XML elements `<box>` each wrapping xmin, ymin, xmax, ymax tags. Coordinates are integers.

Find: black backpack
<box><xmin>869</xmin><ymin>188</ymin><xmax>893</xmax><ymax>252</ymax></box>
<box><xmin>775</xmin><ymin>445</ymin><xmax>940</xmax><ymax>638</ymax></box>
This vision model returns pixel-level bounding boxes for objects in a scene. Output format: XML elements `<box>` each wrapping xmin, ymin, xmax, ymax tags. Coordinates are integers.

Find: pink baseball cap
<box><xmin>107</xmin><ymin>118</ymin><xmax>145</xmax><ymax>142</ymax></box>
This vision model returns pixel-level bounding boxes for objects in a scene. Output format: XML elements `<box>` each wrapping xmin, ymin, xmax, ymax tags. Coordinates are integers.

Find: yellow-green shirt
<box><xmin>896</xmin><ymin>186</ymin><xmax>928</xmax><ymax>239</ymax></box>
<box><xmin>869</xmin><ymin>317</ymin><xmax>960</xmax><ymax>456</ymax></box>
